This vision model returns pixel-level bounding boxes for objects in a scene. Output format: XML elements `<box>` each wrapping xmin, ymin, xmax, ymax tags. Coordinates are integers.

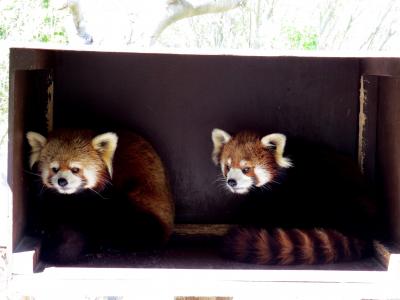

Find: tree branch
<box><xmin>150</xmin><ymin>0</ymin><xmax>245</xmax><ymax>45</ymax></box>
<box><xmin>58</xmin><ymin>0</ymin><xmax>93</xmax><ymax>44</ymax></box>
<box><xmin>379</xmin><ymin>28</ymin><xmax>396</xmax><ymax>50</ymax></box>
<box><xmin>58</xmin><ymin>0</ymin><xmax>245</xmax><ymax>46</ymax></box>
<box><xmin>360</xmin><ymin>0</ymin><xmax>394</xmax><ymax>50</ymax></box>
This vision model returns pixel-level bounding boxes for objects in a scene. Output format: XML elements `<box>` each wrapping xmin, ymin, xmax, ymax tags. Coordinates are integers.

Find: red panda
<box><xmin>211</xmin><ymin>129</ymin><xmax>377</xmax><ymax>265</ymax></box>
<box><xmin>27</xmin><ymin>129</ymin><xmax>174</xmax><ymax>262</ymax></box>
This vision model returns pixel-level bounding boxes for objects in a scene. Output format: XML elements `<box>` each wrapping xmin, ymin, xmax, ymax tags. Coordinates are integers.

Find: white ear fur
<box><xmin>26</xmin><ymin>132</ymin><xmax>47</xmax><ymax>169</ymax></box>
<box><xmin>92</xmin><ymin>132</ymin><xmax>118</xmax><ymax>177</ymax></box>
<box><xmin>261</xmin><ymin>133</ymin><xmax>292</xmax><ymax>168</ymax></box>
<box><xmin>211</xmin><ymin>128</ymin><xmax>231</xmax><ymax>165</ymax></box>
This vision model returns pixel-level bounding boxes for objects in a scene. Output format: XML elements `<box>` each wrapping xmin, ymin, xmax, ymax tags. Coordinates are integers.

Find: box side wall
<box><xmin>8</xmin><ymin>49</ymin><xmax>54</xmax><ymax>249</ymax></box>
<box><xmin>9</xmin><ymin>70</ymin><xmax>29</xmax><ymax>249</ymax></box>
<box><xmin>376</xmin><ymin>77</ymin><xmax>400</xmax><ymax>243</ymax></box>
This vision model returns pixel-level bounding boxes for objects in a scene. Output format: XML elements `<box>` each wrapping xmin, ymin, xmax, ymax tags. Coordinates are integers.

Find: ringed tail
<box><xmin>222</xmin><ymin>227</ymin><xmax>369</xmax><ymax>265</ymax></box>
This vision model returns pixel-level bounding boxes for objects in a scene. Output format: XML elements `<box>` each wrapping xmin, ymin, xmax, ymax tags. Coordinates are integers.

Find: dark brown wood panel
<box><xmin>8</xmin><ymin>69</ymin><xmax>52</xmax><ymax>249</ymax></box>
<box><xmin>376</xmin><ymin>77</ymin><xmax>400</xmax><ymax>243</ymax></box>
<box><xmin>359</xmin><ymin>75</ymin><xmax>379</xmax><ymax>182</ymax></box>
<box><xmin>9</xmin><ymin>48</ymin><xmax>54</xmax><ymax>71</ymax></box>
<box><xmin>9</xmin><ymin>70</ymin><xmax>30</xmax><ymax>249</ymax></box>
<box><xmin>361</xmin><ymin>58</ymin><xmax>400</xmax><ymax>78</ymax></box>
<box><xmin>50</xmin><ymin>51</ymin><xmax>361</xmax><ymax>223</ymax></box>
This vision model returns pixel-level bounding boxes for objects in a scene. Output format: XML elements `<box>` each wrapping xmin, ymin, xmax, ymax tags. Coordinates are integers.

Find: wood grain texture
<box><xmin>358</xmin><ymin>75</ymin><xmax>378</xmax><ymax>182</ymax></box>
<box><xmin>173</xmin><ymin>224</ymin><xmax>231</xmax><ymax>237</ymax></box>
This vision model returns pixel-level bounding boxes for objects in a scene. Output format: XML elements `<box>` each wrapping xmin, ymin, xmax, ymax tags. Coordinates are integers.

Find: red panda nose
<box><xmin>58</xmin><ymin>178</ymin><xmax>68</xmax><ymax>187</ymax></box>
<box><xmin>227</xmin><ymin>179</ymin><xmax>237</xmax><ymax>187</ymax></box>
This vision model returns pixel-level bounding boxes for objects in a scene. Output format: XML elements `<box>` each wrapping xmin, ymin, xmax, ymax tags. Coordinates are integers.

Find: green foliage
<box><xmin>31</xmin><ymin>13</ymin><xmax>69</xmax><ymax>44</ymax></box>
<box><xmin>0</xmin><ymin>26</ymin><xmax>7</xmax><ymax>39</ymax></box>
<box><xmin>37</xmin><ymin>33</ymin><xmax>50</xmax><ymax>42</ymax></box>
<box><xmin>44</xmin><ymin>15</ymin><xmax>52</xmax><ymax>24</ymax></box>
<box><xmin>0</xmin><ymin>0</ymin><xmax>69</xmax><ymax>43</ymax></box>
<box><xmin>284</xmin><ymin>26</ymin><xmax>319</xmax><ymax>50</ymax></box>
<box><xmin>42</xmin><ymin>0</ymin><xmax>50</xmax><ymax>9</ymax></box>
<box><xmin>0</xmin><ymin>46</ymin><xmax>9</xmax><ymax>149</ymax></box>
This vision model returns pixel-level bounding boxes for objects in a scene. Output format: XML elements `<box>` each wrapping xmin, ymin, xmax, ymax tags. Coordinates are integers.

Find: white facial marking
<box><xmin>254</xmin><ymin>166</ymin><xmax>271</xmax><ymax>187</ymax></box>
<box><xmin>69</xmin><ymin>162</ymin><xmax>82</xmax><ymax>169</ymax></box>
<box><xmin>239</xmin><ymin>160</ymin><xmax>248</xmax><ymax>168</ymax></box>
<box><xmin>50</xmin><ymin>170</ymin><xmax>83</xmax><ymax>194</ymax></box>
<box><xmin>41</xmin><ymin>168</ymin><xmax>49</xmax><ymax>186</ymax></box>
<box><xmin>227</xmin><ymin>158</ymin><xmax>232</xmax><ymax>166</ymax></box>
<box><xmin>83</xmin><ymin>167</ymin><xmax>98</xmax><ymax>189</ymax></box>
<box><xmin>50</xmin><ymin>162</ymin><xmax>59</xmax><ymax>169</ymax></box>
<box><xmin>220</xmin><ymin>159</ymin><xmax>226</xmax><ymax>174</ymax></box>
<box><xmin>226</xmin><ymin>167</ymin><xmax>253</xmax><ymax>194</ymax></box>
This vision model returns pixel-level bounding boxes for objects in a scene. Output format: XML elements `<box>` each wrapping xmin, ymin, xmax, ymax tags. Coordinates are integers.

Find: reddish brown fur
<box><xmin>254</xmin><ymin>229</ymin><xmax>272</xmax><ymax>264</ymax></box>
<box><xmin>37</xmin><ymin>129</ymin><xmax>174</xmax><ymax>244</ymax></box>
<box><xmin>293</xmin><ymin>229</ymin><xmax>315</xmax><ymax>264</ymax></box>
<box><xmin>219</xmin><ymin>131</ymin><xmax>280</xmax><ymax>182</ymax></box>
<box><xmin>111</xmin><ymin>131</ymin><xmax>175</xmax><ymax>243</ymax></box>
<box><xmin>275</xmin><ymin>228</ymin><xmax>295</xmax><ymax>264</ymax></box>
<box><xmin>314</xmin><ymin>229</ymin><xmax>336</xmax><ymax>263</ymax></box>
<box><xmin>223</xmin><ymin>227</ymin><xmax>367</xmax><ymax>265</ymax></box>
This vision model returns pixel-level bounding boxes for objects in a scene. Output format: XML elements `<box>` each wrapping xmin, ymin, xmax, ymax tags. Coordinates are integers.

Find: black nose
<box><xmin>58</xmin><ymin>178</ymin><xmax>68</xmax><ymax>187</ymax></box>
<box><xmin>227</xmin><ymin>179</ymin><xmax>237</xmax><ymax>187</ymax></box>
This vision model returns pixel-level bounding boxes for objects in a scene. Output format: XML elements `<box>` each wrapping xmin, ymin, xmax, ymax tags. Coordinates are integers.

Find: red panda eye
<box><xmin>242</xmin><ymin>167</ymin><xmax>250</xmax><ymax>174</ymax></box>
<box><xmin>51</xmin><ymin>167</ymin><xmax>59</xmax><ymax>173</ymax></box>
<box><xmin>71</xmin><ymin>167</ymin><xmax>80</xmax><ymax>174</ymax></box>
<box><xmin>226</xmin><ymin>165</ymin><xmax>230</xmax><ymax>171</ymax></box>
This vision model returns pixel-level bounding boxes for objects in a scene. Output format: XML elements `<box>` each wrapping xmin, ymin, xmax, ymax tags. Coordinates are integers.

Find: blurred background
<box><xmin>0</xmin><ymin>0</ymin><xmax>400</xmax><ymax>172</ymax></box>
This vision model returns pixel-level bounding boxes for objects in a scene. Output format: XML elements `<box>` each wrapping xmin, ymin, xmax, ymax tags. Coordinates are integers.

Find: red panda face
<box><xmin>40</xmin><ymin>157</ymin><xmax>105</xmax><ymax>194</ymax></box>
<box><xmin>27</xmin><ymin>130</ymin><xmax>118</xmax><ymax>194</ymax></box>
<box><xmin>221</xmin><ymin>157</ymin><xmax>272</xmax><ymax>194</ymax></box>
<box><xmin>211</xmin><ymin>129</ymin><xmax>292</xmax><ymax>194</ymax></box>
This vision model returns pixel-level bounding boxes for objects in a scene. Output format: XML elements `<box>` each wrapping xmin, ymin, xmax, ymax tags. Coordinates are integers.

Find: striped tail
<box><xmin>222</xmin><ymin>227</ymin><xmax>368</xmax><ymax>265</ymax></box>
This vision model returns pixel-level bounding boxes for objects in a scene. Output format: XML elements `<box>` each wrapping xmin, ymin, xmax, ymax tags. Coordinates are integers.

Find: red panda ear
<box><xmin>261</xmin><ymin>133</ymin><xmax>292</xmax><ymax>168</ymax></box>
<box><xmin>26</xmin><ymin>132</ymin><xmax>47</xmax><ymax>169</ymax></box>
<box><xmin>211</xmin><ymin>128</ymin><xmax>231</xmax><ymax>165</ymax></box>
<box><xmin>92</xmin><ymin>132</ymin><xmax>118</xmax><ymax>177</ymax></box>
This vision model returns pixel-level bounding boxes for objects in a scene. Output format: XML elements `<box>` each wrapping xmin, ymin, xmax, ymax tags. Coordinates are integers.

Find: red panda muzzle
<box><xmin>222</xmin><ymin>227</ymin><xmax>368</xmax><ymax>265</ymax></box>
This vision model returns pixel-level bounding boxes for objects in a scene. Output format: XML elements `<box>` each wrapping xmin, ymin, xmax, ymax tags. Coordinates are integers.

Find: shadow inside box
<box><xmin>39</xmin><ymin>235</ymin><xmax>387</xmax><ymax>271</ymax></box>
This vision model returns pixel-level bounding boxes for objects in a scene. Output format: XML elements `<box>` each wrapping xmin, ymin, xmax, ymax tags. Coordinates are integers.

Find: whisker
<box><xmin>100</xmin><ymin>175</ymin><xmax>113</xmax><ymax>187</ymax></box>
<box><xmin>213</xmin><ymin>176</ymin><xmax>227</xmax><ymax>187</ymax></box>
<box><xmin>31</xmin><ymin>177</ymin><xmax>44</xmax><ymax>184</ymax></box>
<box><xmin>270</xmin><ymin>179</ymin><xmax>281</xmax><ymax>185</ymax></box>
<box><xmin>214</xmin><ymin>178</ymin><xmax>226</xmax><ymax>185</ymax></box>
<box><xmin>88</xmin><ymin>188</ymin><xmax>109</xmax><ymax>200</ymax></box>
<box><xmin>263</xmin><ymin>184</ymin><xmax>273</xmax><ymax>191</ymax></box>
<box><xmin>24</xmin><ymin>170</ymin><xmax>42</xmax><ymax>178</ymax></box>
<box><xmin>218</xmin><ymin>184</ymin><xmax>229</xmax><ymax>191</ymax></box>
<box><xmin>213</xmin><ymin>174</ymin><xmax>226</xmax><ymax>181</ymax></box>
<box><xmin>39</xmin><ymin>184</ymin><xmax>47</xmax><ymax>196</ymax></box>
<box><xmin>223</xmin><ymin>185</ymin><xmax>232</xmax><ymax>193</ymax></box>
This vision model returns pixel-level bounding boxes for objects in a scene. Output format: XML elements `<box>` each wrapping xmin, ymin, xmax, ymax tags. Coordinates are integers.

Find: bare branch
<box><xmin>58</xmin><ymin>0</ymin><xmax>93</xmax><ymax>44</ymax></box>
<box><xmin>150</xmin><ymin>0</ymin><xmax>245</xmax><ymax>45</ymax></box>
<box><xmin>360</xmin><ymin>0</ymin><xmax>395</xmax><ymax>50</ymax></box>
<box><xmin>379</xmin><ymin>28</ymin><xmax>397</xmax><ymax>51</ymax></box>
<box><xmin>266</xmin><ymin>0</ymin><xmax>276</xmax><ymax>20</ymax></box>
